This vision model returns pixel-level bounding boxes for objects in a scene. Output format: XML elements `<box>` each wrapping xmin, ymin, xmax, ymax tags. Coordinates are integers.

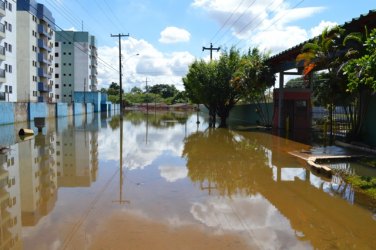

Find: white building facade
<box><xmin>16</xmin><ymin>0</ymin><xmax>55</xmax><ymax>103</ymax></box>
<box><xmin>55</xmin><ymin>31</ymin><xmax>98</xmax><ymax>103</ymax></box>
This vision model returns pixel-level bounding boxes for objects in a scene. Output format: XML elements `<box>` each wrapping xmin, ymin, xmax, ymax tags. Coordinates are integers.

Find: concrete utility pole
<box><xmin>202</xmin><ymin>43</ymin><xmax>220</xmax><ymax>61</ymax></box>
<box><xmin>145</xmin><ymin>77</ymin><xmax>148</xmax><ymax>111</ymax></box>
<box><xmin>111</xmin><ymin>33</ymin><xmax>129</xmax><ymax>115</ymax></box>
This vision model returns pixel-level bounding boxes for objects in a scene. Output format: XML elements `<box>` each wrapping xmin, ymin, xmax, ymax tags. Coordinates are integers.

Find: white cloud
<box><xmin>159</xmin><ymin>27</ymin><xmax>191</xmax><ymax>44</ymax></box>
<box><xmin>190</xmin><ymin>194</ymin><xmax>311</xmax><ymax>249</ymax></box>
<box><xmin>310</xmin><ymin>20</ymin><xmax>338</xmax><ymax>37</ymax></box>
<box><xmin>159</xmin><ymin>165</ymin><xmax>188</xmax><ymax>182</ymax></box>
<box><xmin>192</xmin><ymin>0</ymin><xmax>326</xmax><ymax>54</ymax></box>
<box><xmin>97</xmin><ymin>37</ymin><xmax>195</xmax><ymax>91</ymax></box>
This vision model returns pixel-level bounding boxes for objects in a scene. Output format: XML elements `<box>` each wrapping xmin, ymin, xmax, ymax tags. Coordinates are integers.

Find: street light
<box><xmin>120</xmin><ymin>53</ymin><xmax>139</xmax><ymax>114</ymax></box>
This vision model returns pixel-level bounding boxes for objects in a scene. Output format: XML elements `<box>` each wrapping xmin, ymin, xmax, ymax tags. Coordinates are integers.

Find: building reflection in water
<box><xmin>0</xmin><ymin>113</ymin><xmax>100</xmax><ymax>249</ymax></box>
<box><xmin>0</xmin><ymin>145</ymin><xmax>22</xmax><ymax>249</ymax></box>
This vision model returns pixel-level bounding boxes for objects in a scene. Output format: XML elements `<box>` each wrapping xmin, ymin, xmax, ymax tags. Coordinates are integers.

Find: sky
<box><xmin>37</xmin><ymin>0</ymin><xmax>375</xmax><ymax>91</ymax></box>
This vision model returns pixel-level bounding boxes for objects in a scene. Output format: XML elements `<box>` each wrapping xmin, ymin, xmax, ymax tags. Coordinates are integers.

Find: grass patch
<box><xmin>346</xmin><ymin>175</ymin><xmax>376</xmax><ymax>200</ymax></box>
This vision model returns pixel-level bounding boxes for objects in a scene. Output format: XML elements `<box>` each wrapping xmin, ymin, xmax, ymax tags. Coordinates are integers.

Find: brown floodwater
<box><xmin>1</xmin><ymin>111</ymin><xmax>375</xmax><ymax>250</ymax></box>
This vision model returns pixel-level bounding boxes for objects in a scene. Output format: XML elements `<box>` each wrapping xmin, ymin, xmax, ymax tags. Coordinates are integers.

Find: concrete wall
<box><xmin>74</xmin><ymin>91</ymin><xmax>102</xmax><ymax>112</ymax></box>
<box><xmin>47</xmin><ymin>104</ymin><xmax>56</xmax><ymax>118</ymax></box>
<box><xmin>73</xmin><ymin>103</ymin><xmax>85</xmax><ymax>115</ymax></box>
<box><xmin>0</xmin><ymin>123</ymin><xmax>16</xmax><ymax>146</ymax></box>
<box><xmin>28</xmin><ymin>102</ymin><xmax>47</xmax><ymax>121</ymax></box>
<box><xmin>200</xmin><ymin>103</ymin><xmax>274</xmax><ymax>126</ymax></box>
<box><xmin>0</xmin><ymin>100</ymin><xmax>114</xmax><ymax>126</ymax></box>
<box><xmin>0</xmin><ymin>103</ymin><xmax>15</xmax><ymax>125</ymax></box>
<box><xmin>14</xmin><ymin>103</ymin><xmax>28</xmax><ymax>123</ymax></box>
<box><xmin>56</xmin><ymin>103</ymin><xmax>68</xmax><ymax>117</ymax></box>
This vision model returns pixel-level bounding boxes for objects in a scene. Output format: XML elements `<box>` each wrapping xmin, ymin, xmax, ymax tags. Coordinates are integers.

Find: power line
<box><xmin>209</xmin><ymin>0</ymin><xmax>247</xmax><ymax>42</ymax></box>
<box><xmin>213</xmin><ymin>0</ymin><xmax>258</xmax><ymax>45</ymax></box>
<box><xmin>234</xmin><ymin>0</ymin><xmax>306</xmax><ymax>48</ymax></box>
<box><xmin>20</xmin><ymin>1</ymin><xmax>119</xmax><ymax>73</ymax></box>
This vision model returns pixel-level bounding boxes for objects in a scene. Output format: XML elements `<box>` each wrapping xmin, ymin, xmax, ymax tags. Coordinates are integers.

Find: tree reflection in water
<box><xmin>183</xmin><ymin>128</ymin><xmax>272</xmax><ymax>197</ymax></box>
<box><xmin>108</xmin><ymin>111</ymin><xmax>191</xmax><ymax>130</ymax></box>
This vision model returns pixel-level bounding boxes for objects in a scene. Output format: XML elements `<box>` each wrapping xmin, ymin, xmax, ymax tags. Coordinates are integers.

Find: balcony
<box><xmin>0</xmin><ymin>23</ymin><xmax>5</xmax><ymax>39</ymax></box>
<box><xmin>38</xmin><ymin>24</ymin><xmax>51</xmax><ymax>39</ymax></box>
<box><xmin>0</xmin><ymin>45</ymin><xmax>5</xmax><ymax>61</ymax></box>
<box><xmin>38</xmin><ymin>68</ymin><xmax>51</xmax><ymax>78</ymax></box>
<box><xmin>0</xmin><ymin>68</ymin><xmax>5</xmax><ymax>83</ymax></box>
<box><xmin>38</xmin><ymin>53</ymin><xmax>49</xmax><ymax>64</ymax></box>
<box><xmin>38</xmin><ymin>82</ymin><xmax>51</xmax><ymax>92</ymax></box>
<box><xmin>0</xmin><ymin>1</ymin><xmax>5</xmax><ymax>17</ymax></box>
<box><xmin>38</xmin><ymin>39</ymin><xmax>51</xmax><ymax>52</ymax></box>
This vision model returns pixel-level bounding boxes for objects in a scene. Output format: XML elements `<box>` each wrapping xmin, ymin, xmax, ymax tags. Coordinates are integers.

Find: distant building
<box><xmin>16</xmin><ymin>0</ymin><xmax>55</xmax><ymax>102</ymax></box>
<box><xmin>55</xmin><ymin>31</ymin><xmax>98</xmax><ymax>103</ymax></box>
<box><xmin>0</xmin><ymin>0</ymin><xmax>17</xmax><ymax>102</ymax></box>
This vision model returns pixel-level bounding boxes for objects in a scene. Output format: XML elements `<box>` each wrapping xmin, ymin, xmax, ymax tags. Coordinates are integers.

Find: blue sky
<box><xmin>37</xmin><ymin>0</ymin><xmax>375</xmax><ymax>91</ymax></box>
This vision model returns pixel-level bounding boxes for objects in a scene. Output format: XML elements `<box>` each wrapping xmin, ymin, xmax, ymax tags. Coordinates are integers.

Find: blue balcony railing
<box><xmin>38</xmin><ymin>82</ymin><xmax>50</xmax><ymax>92</ymax></box>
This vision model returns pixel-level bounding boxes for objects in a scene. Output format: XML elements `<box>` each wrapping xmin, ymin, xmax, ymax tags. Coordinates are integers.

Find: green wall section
<box><xmin>361</xmin><ymin>96</ymin><xmax>376</xmax><ymax>147</ymax></box>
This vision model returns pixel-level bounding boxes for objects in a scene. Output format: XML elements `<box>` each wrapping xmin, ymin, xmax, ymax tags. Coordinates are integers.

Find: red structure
<box><xmin>273</xmin><ymin>88</ymin><xmax>312</xmax><ymax>131</ymax></box>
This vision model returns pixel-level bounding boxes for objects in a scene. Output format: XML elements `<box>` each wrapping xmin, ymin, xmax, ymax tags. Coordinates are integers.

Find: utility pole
<box><xmin>111</xmin><ymin>33</ymin><xmax>129</xmax><ymax>115</ymax></box>
<box><xmin>145</xmin><ymin>77</ymin><xmax>148</xmax><ymax>111</ymax></box>
<box><xmin>202</xmin><ymin>43</ymin><xmax>220</xmax><ymax>61</ymax></box>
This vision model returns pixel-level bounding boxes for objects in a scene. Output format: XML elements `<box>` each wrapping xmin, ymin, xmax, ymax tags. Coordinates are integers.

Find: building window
<box><xmin>55</xmin><ymin>84</ymin><xmax>59</xmax><ymax>88</ymax></box>
<box><xmin>55</xmin><ymin>63</ymin><xmax>59</xmax><ymax>67</ymax></box>
<box><xmin>9</xmin><ymin>86</ymin><xmax>12</xmax><ymax>93</ymax></box>
<box><xmin>68</xmin><ymin>52</ymin><xmax>71</xmax><ymax>55</ymax></box>
<box><xmin>8</xmin><ymin>65</ymin><xmax>12</xmax><ymax>73</ymax></box>
<box><xmin>63</xmin><ymin>52</ymin><xmax>66</xmax><ymax>55</ymax></box>
<box><xmin>4</xmin><ymin>42</ymin><xmax>7</xmax><ymax>51</ymax></box>
<box><xmin>8</xmin><ymin>23</ymin><xmax>12</xmax><ymax>32</ymax></box>
<box><xmin>56</xmin><ymin>94</ymin><xmax>59</xmax><ymax>99</ymax></box>
<box><xmin>8</xmin><ymin>44</ymin><xmax>12</xmax><ymax>52</ymax></box>
<box><xmin>63</xmin><ymin>63</ymin><xmax>66</xmax><ymax>66</ymax></box>
<box><xmin>55</xmin><ymin>74</ymin><xmax>59</xmax><ymax>78</ymax></box>
<box><xmin>33</xmin><ymin>91</ymin><xmax>37</xmax><ymax>96</ymax></box>
<box><xmin>8</xmin><ymin>2</ymin><xmax>12</xmax><ymax>11</ymax></box>
<box><xmin>4</xmin><ymin>85</ymin><xmax>8</xmax><ymax>93</ymax></box>
<box><xmin>55</xmin><ymin>42</ymin><xmax>59</xmax><ymax>47</ymax></box>
<box><xmin>55</xmin><ymin>52</ymin><xmax>59</xmax><ymax>57</ymax></box>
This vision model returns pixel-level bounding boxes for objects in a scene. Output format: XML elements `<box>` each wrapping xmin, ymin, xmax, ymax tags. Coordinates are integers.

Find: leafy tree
<box><xmin>232</xmin><ymin>48</ymin><xmax>275</xmax><ymax>126</ymax></box>
<box><xmin>296</xmin><ymin>26</ymin><xmax>356</xmax><ymax>142</ymax></box>
<box><xmin>183</xmin><ymin>59</ymin><xmax>218</xmax><ymax>127</ymax></box>
<box><xmin>149</xmin><ymin>84</ymin><xmax>178</xmax><ymax>99</ymax></box>
<box><xmin>343</xmin><ymin>28</ymin><xmax>376</xmax><ymax>138</ymax></box>
<box><xmin>184</xmin><ymin>47</ymin><xmax>273</xmax><ymax>128</ymax></box>
<box><xmin>130</xmin><ymin>86</ymin><xmax>142</xmax><ymax>94</ymax></box>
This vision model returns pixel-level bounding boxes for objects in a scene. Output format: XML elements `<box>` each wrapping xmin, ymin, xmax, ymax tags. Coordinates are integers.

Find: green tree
<box><xmin>296</xmin><ymin>26</ymin><xmax>355</xmax><ymax>142</ymax></box>
<box><xmin>232</xmin><ymin>48</ymin><xmax>275</xmax><ymax>125</ymax></box>
<box><xmin>183</xmin><ymin>59</ymin><xmax>218</xmax><ymax>127</ymax></box>
<box><xmin>343</xmin><ymin>28</ymin><xmax>376</xmax><ymax>138</ymax></box>
<box><xmin>149</xmin><ymin>84</ymin><xmax>178</xmax><ymax>99</ymax></box>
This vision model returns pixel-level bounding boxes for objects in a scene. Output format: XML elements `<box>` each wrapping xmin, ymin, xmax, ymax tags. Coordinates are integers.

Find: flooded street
<box><xmin>1</xmin><ymin>111</ymin><xmax>376</xmax><ymax>249</ymax></box>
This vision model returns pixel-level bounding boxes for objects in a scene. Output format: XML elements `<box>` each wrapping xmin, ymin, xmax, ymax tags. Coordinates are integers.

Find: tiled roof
<box><xmin>266</xmin><ymin>9</ymin><xmax>376</xmax><ymax>66</ymax></box>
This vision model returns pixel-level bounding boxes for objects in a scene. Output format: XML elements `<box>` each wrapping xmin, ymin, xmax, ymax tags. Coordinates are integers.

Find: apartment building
<box><xmin>17</xmin><ymin>0</ymin><xmax>55</xmax><ymax>102</ymax></box>
<box><xmin>55</xmin><ymin>31</ymin><xmax>98</xmax><ymax>103</ymax></box>
<box><xmin>0</xmin><ymin>0</ymin><xmax>17</xmax><ymax>102</ymax></box>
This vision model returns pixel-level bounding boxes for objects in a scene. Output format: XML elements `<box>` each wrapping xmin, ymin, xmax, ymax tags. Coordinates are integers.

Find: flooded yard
<box><xmin>1</xmin><ymin>111</ymin><xmax>376</xmax><ymax>249</ymax></box>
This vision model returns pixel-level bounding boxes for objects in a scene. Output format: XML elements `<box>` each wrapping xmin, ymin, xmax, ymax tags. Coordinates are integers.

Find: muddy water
<box><xmin>1</xmin><ymin>111</ymin><xmax>375</xmax><ymax>250</ymax></box>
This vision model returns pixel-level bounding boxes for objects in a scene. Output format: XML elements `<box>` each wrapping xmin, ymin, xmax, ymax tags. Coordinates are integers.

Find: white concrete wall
<box><xmin>17</xmin><ymin>12</ymin><xmax>37</xmax><ymax>102</ymax></box>
<box><xmin>74</xmin><ymin>41</ymin><xmax>90</xmax><ymax>92</ymax></box>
